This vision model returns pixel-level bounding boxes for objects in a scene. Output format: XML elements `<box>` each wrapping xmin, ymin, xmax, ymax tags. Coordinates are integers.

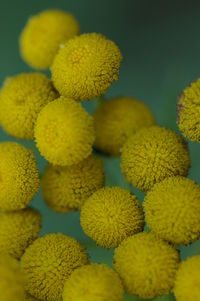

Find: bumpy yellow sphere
<box><xmin>0</xmin><ymin>73</ymin><xmax>58</xmax><ymax>139</ymax></box>
<box><xmin>34</xmin><ymin>97</ymin><xmax>95</xmax><ymax>166</ymax></box>
<box><xmin>0</xmin><ymin>142</ymin><xmax>39</xmax><ymax>211</ymax></box>
<box><xmin>121</xmin><ymin>126</ymin><xmax>190</xmax><ymax>191</ymax></box>
<box><xmin>114</xmin><ymin>232</ymin><xmax>179</xmax><ymax>299</ymax></box>
<box><xmin>51</xmin><ymin>33</ymin><xmax>122</xmax><ymax>100</ymax></box>
<box><xmin>20</xmin><ymin>9</ymin><xmax>80</xmax><ymax>69</ymax></box>
<box><xmin>63</xmin><ymin>264</ymin><xmax>124</xmax><ymax>301</ymax></box>
<box><xmin>80</xmin><ymin>187</ymin><xmax>144</xmax><ymax>248</ymax></box>
<box><xmin>144</xmin><ymin>176</ymin><xmax>200</xmax><ymax>245</ymax></box>
<box><xmin>21</xmin><ymin>233</ymin><xmax>89</xmax><ymax>301</ymax></box>
<box><xmin>0</xmin><ymin>208</ymin><xmax>41</xmax><ymax>259</ymax></box>
<box><xmin>174</xmin><ymin>255</ymin><xmax>200</xmax><ymax>301</ymax></box>
<box><xmin>42</xmin><ymin>155</ymin><xmax>104</xmax><ymax>212</ymax></box>
<box><xmin>94</xmin><ymin>96</ymin><xmax>155</xmax><ymax>155</ymax></box>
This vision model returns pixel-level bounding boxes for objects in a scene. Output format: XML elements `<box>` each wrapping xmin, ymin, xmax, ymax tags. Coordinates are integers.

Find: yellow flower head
<box><xmin>20</xmin><ymin>9</ymin><xmax>80</xmax><ymax>69</ymax></box>
<box><xmin>0</xmin><ymin>73</ymin><xmax>58</xmax><ymax>139</ymax></box>
<box><xmin>63</xmin><ymin>264</ymin><xmax>124</xmax><ymax>301</ymax></box>
<box><xmin>42</xmin><ymin>155</ymin><xmax>104</xmax><ymax>213</ymax></box>
<box><xmin>121</xmin><ymin>126</ymin><xmax>190</xmax><ymax>191</ymax></box>
<box><xmin>21</xmin><ymin>233</ymin><xmax>89</xmax><ymax>301</ymax></box>
<box><xmin>94</xmin><ymin>96</ymin><xmax>155</xmax><ymax>155</ymax></box>
<box><xmin>113</xmin><ymin>232</ymin><xmax>180</xmax><ymax>299</ymax></box>
<box><xmin>34</xmin><ymin>97</ymin><xmax>95</xmax><ymax>166</ymax></box>
<box><xmin>144</xmin><ymin>176</ymin><xmax>200</xmax><ymax>245</ymax></box>
<box><xmin>80</xmin><ymin>187</ymin><xmax>144</xmax><ymax>248</ymax></box>
<box><xmin>0</xmin><ymin>142</ymin><xmax>39</xmax><ymax>211</ymax></box>
<box><xmin>0</xmin><ymin>208</ymin><xmax>41</xmax><ymax>259</ymax></box>
<box><xmin>51</xmin><ymin>33</ymin><xmax>122</xmax><ymax>100</ymax></box>
<box><xmin>174</xmin><ymin>255</ymin><xmax>200</xmax><ymax>301</ymax></box>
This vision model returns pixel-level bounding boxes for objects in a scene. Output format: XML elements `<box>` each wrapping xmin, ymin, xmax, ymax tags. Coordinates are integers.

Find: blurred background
<box><xmin>1</xmin><ymin>1</ymin><xmax>200</xmax><ymax>300</ymax></box>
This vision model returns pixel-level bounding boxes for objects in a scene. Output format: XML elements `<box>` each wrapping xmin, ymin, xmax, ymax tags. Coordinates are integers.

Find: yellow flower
<box><xmin>174</xmin><ymin>255</ymin><xmax>200</xmax><ymax>301</ymax></box>
<box><xmin>144</xmin><ymin>176</ymin><xmax>200</xmax><ymax>245</ymax></box>
<box><xmin>51</xmin><ymin>33</ymin><xmax>122</xmax><ymax>100</ymax></box>
<box><xmin>80</xmin><ymin>187</ymin><xmax>144</xmax><ymax>248</ymax></box>
<box><xmin>113</xmin><ymin>232</ymin><xmax>179</xmax><ymax>299</ymax></box>
<box><xmin>121</xmin><ymin>126</ymin><xmax>190</xmax><ymax>191</ymax></box>
<box><xmin>63</xmin><ymin>264</ymin><xmax>124</xmax><ymax>301</ymax></box>
<box><xmin>20</xmin><ymin>9</ymin><xmax>80</xmax><ymax>69</ymax></box>
<box><xmin>42</xmin><ymin>155</ymin><xmax>104</xmax><ymax>212</ymax></box>
<box><xmin>0</xmin><ymin>73</ymin><xmax>58</xmax><ymax>139</ymax></box>
<box><xmin>0</xmin><ymin>142</ymin><xmax>39</xmax><ymax>211</ymax></box>
<box><xmin>21</xmin><ymin>233</ymin><xmax>89</xmax><ymax>301</ymax></box>
<box><xmin>94</xmin><ymin>96</ymin><xmax>155</xmax><ymax>155</ymax></box>
<box><xmin>0</xmin><ymin>208</ymin><xmax>41</xmax><ymax>259</ymax></box>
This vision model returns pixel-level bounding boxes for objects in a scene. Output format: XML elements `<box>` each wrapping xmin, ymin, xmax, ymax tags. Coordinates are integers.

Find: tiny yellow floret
<box><xmin>94</xmin><ymin>96</ymin><xmax>155</xmax><ymax>155</ymax></box>
<box><xmin>121</xmin><ymin>126</ymin><xmax>190</xmax><ymax>191</ymax></box>
<box><xmin>34</xmin><ymin>97</ymin><xmax>95</xmax><ymax>166</ymax></box>
<box><xmin>20</xmin><ymin>9</ymin><xmax>80</xmax><ymax>69</ymax></box>
<box><xmin>0</xmin><ymin>142</ymin><xmax>39</xmax><ymax>211</ymax></box>
<box><xmin>21</xmin><ymin>233</ymin><xmax>89</xmax><ymax>301</ymax></box>
<box><xmin>63</xmin><ymin>264</ymin><xmax>124</xmax><ymax>301</ymax></box>
<box><xmin>51</xmin><ymin>33</ymin><xmax>122</xmax><ymax>100</ymax></box>
<box><xmin>0</xmin><ymin>73</ymin><xmax>58</xmax><ymax>139</ymax></box>
<box><xmin>42</xmin><ymin>155</ymin><xmax>104</xmax><ymax>212</ymax></box>
<box><xmin>80</xmin><ymin>187</ymin><xmax>144</xmax><ymax>248</ymax></box>
<box><xmin>114</xmin><ymin>232</ymin><xmax>179</xmax><ymax>299</ymax></box>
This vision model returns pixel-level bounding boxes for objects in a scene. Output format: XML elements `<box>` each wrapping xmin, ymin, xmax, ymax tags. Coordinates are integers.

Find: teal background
<box><xmin>1</xmin><ymin>0</ymin><xmax>200</xmax><ymax>300</ymax></box>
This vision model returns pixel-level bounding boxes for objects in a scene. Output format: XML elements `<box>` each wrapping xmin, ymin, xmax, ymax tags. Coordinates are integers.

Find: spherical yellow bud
<box><xmin>0</xmin><ymin>73</ymin><xmax>58</xmax><ymax>139</ymax></box>
<box><xmin>114</xmin><ymin>232</ymin><xmax>179</xmax><ymax>299</ymax></box>
<box><xmin>34</xmin><ymin>97</ymin><xmax>95</xmax><ymax>166</ymax></box>
<box><xmin>80</xmin><ymin>187</ymin><xmax>144</xmax><ymax>248</ymax></box>
<box><xmin>42</xmin><ymin>155</ymin><xmax>104</xmax><ymax>212</ymax></box>
<box><xmin>63</xmin><ymin>264</ymin><xmax>124</xmax><ymax>301</ymax></box>
<box><xmin>144</xmin><ymin>176</ymin><xmax>200</xmax><ymax>245</ymax></box>
<box><xmin>20</xmin><ymin>9</ymin><xmax>80</xmax><ymax>69</ymax></box>
<box><xmin>121</xmin><ymin>126</ymin><xmax>190</xmax><ymax>191</ymax></box>
<box><xmin>174</xmin><ymin>255</ymin><xmax>200</xmax><ymax>301</ymax></box>
<box><xmin>21</xmin><ymin>233</ymin><xmax>89</xmax><ymax>301</ymax></box>
<box><xmin>94</xmin><ymin>96</ymin><xmax>155</xmax><ymax>155</ymax></box>
<box><xmin>0</xmin><ymin>142</ymin><xmax>39</xmax><ymax>211</ymax></box>
<box><xmin>0</xmin><ymin>208</ymin><xmax>41</xmax><ymax>259</ymax></box>
<box><xmin>51</xmin><ymin>33</ymin><xmax>122</xmax><ymax>100</ymax></box>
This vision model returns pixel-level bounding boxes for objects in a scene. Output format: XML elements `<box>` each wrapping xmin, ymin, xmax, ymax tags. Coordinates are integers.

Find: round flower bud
<box><xmin>144</xmin><ymin>176</ymin><xmax>200</xmax><ymax>245</ymax></box>
<box><xmin>20</xmin><ymin>9</ymin><xmax>80</xmax><ymax>69</ymax></box>
<box><xmin>34</xmin><ymin>97</ymin><xmax>95</xmax><ymax>166</ymax></box>
<box><xmin>94</xmin><ymin>96</ymin><xmax>155</xmax><ymax>155</ymax></box>
<box><xmin>0</xmin><ymin>73</ymin><xmax>58</xmax><ymax>139</ymax></box>
<box><xmin>0</xmin><ymin>142</ymin><xmax>39</xmax><ymax>211</ymax></box>
<box><xmin>121</xmin><ymin>126</ymin><xmax>190</xmax><ymax>191</ymax></box>
<box><xmin>21</xmin><ymin>233</ymin><xmax>89</xmax><ymax>301</ymax></box>
<box><xmin>51</xmin><ymin>33</ymin><xmax>122</xmax><ymax>100</ymax></box>
<box><xmin>80</xmin><ymin>187</ymin><xmax>144</xmax><ymax>248</ymax></box>
<box><xmin>63</xmin><ymin>264</ymin><xmax>124</xmax><ymax>301</ymax></box>
<box><xmin>42</xmin><ymin>155</ymin><xmax>104</xmax><ymax>212</ymax></box>
<box><xmin>174</xmin><ymin>255</ymin><xmax>200</xmax><ymax>301</ymax></box>
<box><xmin>114</xmin><ymin>232</ymin><xmax>180</xmax><ymax>299</ymax></box>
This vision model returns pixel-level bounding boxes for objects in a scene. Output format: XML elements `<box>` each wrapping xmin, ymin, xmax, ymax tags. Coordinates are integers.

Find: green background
<box><xmin>1</xmin><ymin>0</ymin><xmax>200</xmax><ymax>300</ymax></box>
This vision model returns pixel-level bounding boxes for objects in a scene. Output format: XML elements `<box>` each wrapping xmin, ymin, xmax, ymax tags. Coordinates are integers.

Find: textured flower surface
<box><xmin>26</xmin><ymin>294</ymin><xmax>40</xmax><ymax>301</ymax></box>
<box><xmin>42</xmin><ymin>155</ymin><xmax>104</xmax><ymax>212</ymax></box>
<box><xmin>34</xmin><ymin>97</ymin><xmax>95</xmax><ymax>166</ymax></box>
<box><xmin>113</xmin><ymin>232</ymin><xmax>180</xmax><ymax>299</ymax></box>
<box><xmin>94</xmin><ymin>96</ymin><xmax>155</xmax><ymax>155</ymax></box>
<box><xmin>51</xmin><ymin>33</ymin><xmax>122</xmax><ymax>100</ymax></box>
<box><xmin>0</xmin><ymin>142</ymin><xmax>39</xmax><ymax>211</ymax></box>
<box><xmin>63</xmin><ymin>264</ymin><xmax>124</xmax><ymax>301</ymax></box>
<box><xmin>0</xmin><ymin>73</ymin><xmax>58</xmax><ymax>139</ymax></box>
<box><xmin>20</xmin><ymin>9</ymin><xmax>80</xmax><ymax>69</ymax></box>
<box><xmin>21</xmin><ymin>233</ymin><xmax>89</xmax><ymax>301</ymax></box>
<box><xmin>80</xmin><ymin>187</ymin><xmax>144</xmax><ymax>248</ymax></box>
<box><xmin>121</xmin><ymin>125</ymin><xmax>190</xmax><ymax>191</ymax></box>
